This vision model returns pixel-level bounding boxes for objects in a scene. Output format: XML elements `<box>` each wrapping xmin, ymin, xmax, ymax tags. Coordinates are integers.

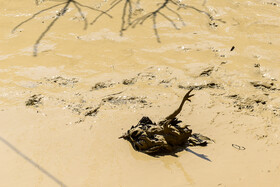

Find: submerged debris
<box><xmin>25</xmin><ymin>94</ymin><xmax>43</xmax><ymax>107</ymax></box>
<box><xmin>250</xmin><ymin>81</ymin><xmax>275</xmax><ymax>90</ymax></box>
<box><xmin>45</xmin><ymin>76</ymin><xmax>78</xmax><ymax>87</ymax></box>
<box><xmin>227</xmin><ymin>93</ymin><xmax>268</xmax><ymax>113</ymax></box>
<box><xmin>120</xmin><ymin>89</ymin><xmax>212</xmax><ymax>155</ymax></box>
<box><xmin>122</xmin><ymin>78</ymin><xmax>137</xmax><ymax>85</ymax></box>
<box><xmin>200</xmin><ymin>67</ymin><xmax>214</xmax><ymax>77</ymax></box>
<box><xmin>84</xmin><ymin>106</ymin><xmax>100</xmax><ymax>117</ymax></box>
<box><xmin>102</xmin><ymin>96</ymin><xmax>148</xmax><ymax>106</ymax></box>
<box><xmin>91</xmin><ymin>81</ymin><xmax>116</xmax><ymax>90</ymax></box>
<box><xmin>179</xmin><ymin>82</ymin><xmax>221</xmax><ymax>90</ymax></box>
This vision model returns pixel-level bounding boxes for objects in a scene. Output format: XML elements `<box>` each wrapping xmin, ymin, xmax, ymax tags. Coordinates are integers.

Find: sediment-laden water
<box><xmin>0</xmin><ymin>0</ymin><xmax>280</xmax><ymax>186</ymax></box>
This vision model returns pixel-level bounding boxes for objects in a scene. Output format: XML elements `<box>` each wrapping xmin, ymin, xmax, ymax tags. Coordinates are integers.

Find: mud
<box><xmin>1</xmin><ymin>0</ymin><xmax>280</xmax><ymax>187</ymax></box>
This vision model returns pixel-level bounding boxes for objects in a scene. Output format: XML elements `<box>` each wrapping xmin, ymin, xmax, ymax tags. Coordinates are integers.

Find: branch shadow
<box><xmin>146</xmin><ymin>145</ymin><xmax>211</xmax><ymax>162</ymax></box>
<box><xmin>0</xmin><ymin>136</ymin><xmax>67</xmax><ymax>187</ymax></box>
<box><xmin>12</xmin><ymin>0</ymin><xmax>112</xmax><ymax>56</ymax></box>
<box><xmin>185</xmin><ymin>147</ymin><xmax>211</xmax><ymax>162</ymax></box>
<box><xmin>13</xmin><ymin>0</ymin><xmax>224</xmax><ymax>56</ymax></box>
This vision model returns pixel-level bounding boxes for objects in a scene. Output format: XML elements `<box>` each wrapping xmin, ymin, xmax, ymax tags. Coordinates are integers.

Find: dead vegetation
<box><xmin>120</xmin><ymin>89</ymin><xmax>213</xmax><ymax>156</ymax></box>
<box><xmin>25</xmin><ymin>94</ymin><xmax>43</xmax><ymax>107</ymax></box>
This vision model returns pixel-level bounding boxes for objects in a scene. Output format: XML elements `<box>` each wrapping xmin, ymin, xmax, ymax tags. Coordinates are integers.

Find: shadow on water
<box><xmin>145</xmin><ymin>146</ymin><xmax>212</xmax><ymax>162</ymax></box>
<box><xmin>185</xmin><ymin>147</ymin><xmax>211</xmax><ymax>162</ymax></box>
<box><xmin>0</xmin><ymin>136</ymin><xmax>67</xmax><ymax>187</ymax></box>
<box><xmin>12</xmin><ymin>0</ymin><xmax>222</xmax><ymax>56</ymax></box>
<box><xmin>12</xmin><ymin>0</ymin><xmax>112</xmax><ymax>56</ymax></box>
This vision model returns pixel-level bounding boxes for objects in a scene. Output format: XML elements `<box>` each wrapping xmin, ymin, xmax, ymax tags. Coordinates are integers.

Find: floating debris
<box><xmin>120</xmin><ymin>89</ymin><xmax>213</xmax><ymax>155</ymax></box>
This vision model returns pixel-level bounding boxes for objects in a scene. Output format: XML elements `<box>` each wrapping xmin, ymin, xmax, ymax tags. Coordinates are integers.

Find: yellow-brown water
<box><xmin>1</xmin><ymin>0</ymin><xmax>280</xmax><ymax>186</ymax></box>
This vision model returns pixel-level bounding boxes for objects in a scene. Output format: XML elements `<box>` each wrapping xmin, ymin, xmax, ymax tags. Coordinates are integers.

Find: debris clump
<box><xmin>91</xmin><ymin>81</ymin><xmax>116</xmax><ymax>90</ymax></box>
<box><xmin>120</xmin><ymin>89</ymin><xmax>212</xmax><ymax>155</ymax></box>
<box><xmin>122</xmin><ymin>78</ymin><xmax>137</xmax><ymax>85</ymax></box>
<box><xmin>45</xmin><ymin>76</ymin><xmax>78</xmax><ymax>87</ymax></box>
<box><xmin>178</xmin><ymin>82</ymin><xmax>221</xmax><ymax>90</ymax></box>
<box><xmin>250</xmin><ymin>81</ymin><xmax>275</xmax><ymax>90</ymax></box>
<box><xmin>25</xmin><ymin>94</ymin><xmax>43</xmax><ymax>107</ymax></box>
<box><xmin>120</xmin><ymin>116</ymin><xmax>192</xmax><ymax>154</ymax></box>
<box><xmin>102</xmin><ymin>96</ymin><xmax>147</xmax><ymax>105</ymax></box>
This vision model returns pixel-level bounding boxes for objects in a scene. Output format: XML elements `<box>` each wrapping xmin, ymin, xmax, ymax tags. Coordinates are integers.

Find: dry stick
<box><xmin>12</xmin><ymin>2</ymin><xmax>67</xmax><ymax>33</ymax></box>
<box><xmin>33</xmin><ymin>0</ymin><xmax>71</xmax><ymax>56</ymax></box>
<box><xmin>165</xmin><ymin>89</ymin><xmax>194</xmax><ymax>121</ymax></box>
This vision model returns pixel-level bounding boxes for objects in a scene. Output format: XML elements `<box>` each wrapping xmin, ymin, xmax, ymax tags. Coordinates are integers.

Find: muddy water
<box><xmin>1</xmin><ymin>0</ymin><xmax>280</xmax><ymax>186</ymax></box>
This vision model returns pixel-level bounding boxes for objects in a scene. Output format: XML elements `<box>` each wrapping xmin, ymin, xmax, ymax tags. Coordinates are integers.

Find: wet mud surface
<box><xmin>1</xmin><ymin>0</ymin><xmax>280</xmax><ymax>186</ymax></box>
<box><xmin>22</xmin><ymin>63</ymin><xmax>280</xmax><ymax>120</ymax></box>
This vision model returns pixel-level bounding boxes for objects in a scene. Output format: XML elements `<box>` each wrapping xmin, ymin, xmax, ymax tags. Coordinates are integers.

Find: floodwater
<box><xmin>1</xmin><ymin>0</ymin><xmax>280</xmax><ymax>186</ymax></box>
